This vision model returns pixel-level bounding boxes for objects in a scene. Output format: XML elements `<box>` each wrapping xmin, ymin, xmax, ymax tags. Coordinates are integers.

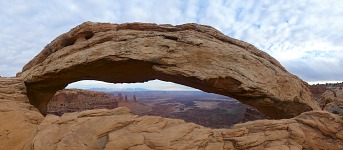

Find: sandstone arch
<box><xmin>18</xmin><ymin>22</ymin><xmax>320</xmax><ymax>119</ymax></box>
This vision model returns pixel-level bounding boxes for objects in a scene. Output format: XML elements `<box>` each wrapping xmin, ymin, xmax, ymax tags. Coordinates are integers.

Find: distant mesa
<box><xmin>88</xmin><ymin>87</ymin><xmax>150</xmax><ymax>92</ymax></box>
<box><xmin>47</xmin><ymin>89</ymin><xmax>118</xmax><ymax>116</ymax></box>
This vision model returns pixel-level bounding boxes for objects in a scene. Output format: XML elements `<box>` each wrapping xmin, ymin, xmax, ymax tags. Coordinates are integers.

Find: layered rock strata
<box><xmin>47</xmin><ymin>89</ymin><xmax>118</xmax><ymax>115</ymax></box>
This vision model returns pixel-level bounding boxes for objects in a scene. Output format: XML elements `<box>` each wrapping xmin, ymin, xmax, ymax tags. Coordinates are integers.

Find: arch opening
<box><xmin>47</xmin><ymin>80</ymin><xmax>267</xmax><ymax>128</ymax></box>
<box><xmin>21</xmin><ymin>22</ymin><xmax>318</xmax><ymax>119</ymax></box>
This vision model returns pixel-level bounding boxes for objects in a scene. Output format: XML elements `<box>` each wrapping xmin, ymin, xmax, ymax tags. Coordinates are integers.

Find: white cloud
<box><xmin>67</xmin><ymin>80</ymin><xmax>198</xmax><ymax>91</ymax></box>
<box><xmin>193</xmin><ymin>0</ymin><xmax>343</xmax><ymax>82</ymax></box>
<box><xmin>0</xmin><ymin>0</ymin><xmax>343</xmax><ymax>86</ymax></box>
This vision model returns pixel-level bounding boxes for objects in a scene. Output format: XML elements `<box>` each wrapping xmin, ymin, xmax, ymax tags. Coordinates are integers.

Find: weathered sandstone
<box><xmin>319</xmin><ymin>87</ymin><xmax>343</xmax><ymax>115</ymax></box>
<box><xmin>18</xmin><ymin>22</ymin><xmax>320</xmax><ymax>118</ymax></box>
<box><xmin>30</xmin><ymin>107</ymin><xmax>343</xmax><ymax>150</ymax></box>
<box><xmin>0</xmin><ymin>78</ymin><xmax>44</xmax><ymax>150</ymax></box>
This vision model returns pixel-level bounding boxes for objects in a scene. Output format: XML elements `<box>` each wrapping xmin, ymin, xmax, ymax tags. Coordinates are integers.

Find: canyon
<box><xmin>0</xmin><ymin>22</ymin><xmax>342</xmax><ymax>149</ymax></box>
<box><xmin>47</xmin><ymin>89</ymin><xmax>267</xmax><ymax>128</ymax></box>
<box><xmin>47</xmin><ymin>89</ymin><xmax>118</xmax><ymax>116</ymax></box>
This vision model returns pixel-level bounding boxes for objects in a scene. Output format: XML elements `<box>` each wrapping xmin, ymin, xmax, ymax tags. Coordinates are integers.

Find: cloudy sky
<box><xmin>1</xmin><ymin>0</ymin><xmax>343</xmax><ymax>90</ymax></box>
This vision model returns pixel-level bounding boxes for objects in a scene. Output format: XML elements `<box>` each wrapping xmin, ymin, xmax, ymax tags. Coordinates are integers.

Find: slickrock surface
<box><xmin>0</xmin><ymin>77</ymin><xmax>342</xmax><ymax>149</ymax></box>
<box><xmin>18</xmin><ymin>22</ymin><xmax>320</xmax><ymax>118</ymax></box>
<box><xmin>32</xmin><ymin>108</ymin><xmax>343</xmax><ymax>150</ymax></box>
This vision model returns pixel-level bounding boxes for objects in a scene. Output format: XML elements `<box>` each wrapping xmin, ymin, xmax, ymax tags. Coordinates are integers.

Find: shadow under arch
<box><xmin>19</xmin><ymin>22</ymin><xmax>318</xmax><ymax>119</ymax></box>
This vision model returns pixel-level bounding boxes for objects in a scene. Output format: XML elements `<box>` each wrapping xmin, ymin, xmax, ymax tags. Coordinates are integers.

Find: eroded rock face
<box><xmin>18</xmin><ymin>22</ymin><xmax>320</xmax><ymax>119</ymax></box>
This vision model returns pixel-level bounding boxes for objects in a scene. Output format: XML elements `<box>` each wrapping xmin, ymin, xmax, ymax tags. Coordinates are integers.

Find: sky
<box><xmin>1</xmin><ymin>0</ymin><xmax>343</xmax><ymax>90</ymax></box>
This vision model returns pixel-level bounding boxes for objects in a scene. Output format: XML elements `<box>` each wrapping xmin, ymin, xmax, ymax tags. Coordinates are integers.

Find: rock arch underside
<box><xmin>19</xmin><ymin>22</ymin><xmax>319</xmax><ymax>119</ymax></box>
<box><xmin>1</xmin><ymin>22</ymin><xmax>342</xmax><ymax>149</ymax></box>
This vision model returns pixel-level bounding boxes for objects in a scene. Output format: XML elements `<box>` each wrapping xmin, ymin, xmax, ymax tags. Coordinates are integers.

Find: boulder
<box><xmin>319</xmin><ymin>87</ymin><xmax>343</xmax><ymax>115</ymax></box>
<box><xmin>18</xmin><ymin>22</ymin><xmax>320</xmax><ymax>119</ymax></box>
<box><xmin>319</xmin><ymin>87</ymin><xmax>343</xmax><ymax>107</ymax></box>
